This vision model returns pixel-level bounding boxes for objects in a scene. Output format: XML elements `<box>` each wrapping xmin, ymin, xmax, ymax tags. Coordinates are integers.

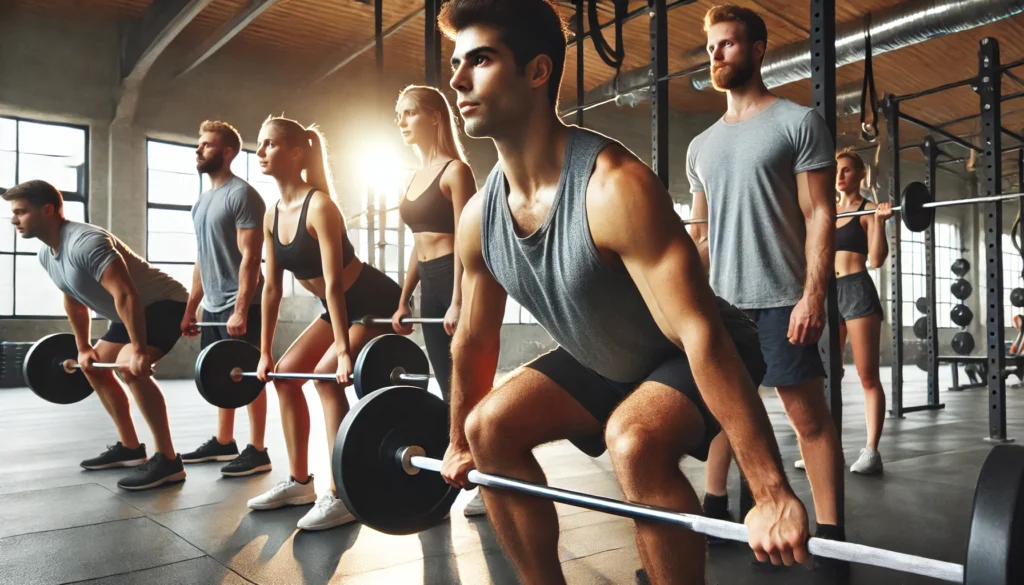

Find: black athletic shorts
<box><xmin>319</xmin><ymin>262</ymin><xmax>402</xmax><ymax>324</ymax></box>
<box><xmin>525</xmin><ymin>332</ymin><xmax>766</xmax><ymax>461</ymax></box>
<box><xmin>100</xmin><ymin>300</ymin><xmax>187</xmax><ymax>356</ymax></box>
<box><xmin>200</xmin><ymin>304</ymin><xmax>262</xmax><ymax>349</ymax></box>
<box><xmin>743</xmin><ymin>305</ymin><xmax>826</xmax><ymax>388</ymax></box>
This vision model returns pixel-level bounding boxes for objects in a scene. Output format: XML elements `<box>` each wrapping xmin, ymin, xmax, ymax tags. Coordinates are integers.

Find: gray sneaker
<box><xmin>850</xmin><ymin>448</ymin><xmax>883</xmax><ymax>475</ymax></box>
<box><xmin>463</xmin><ymin>491</ymin><xmax>488</xmax><ymax>517</ymax></box>
<box><xmin>247</xmin><ymin>476</ymin><xmax>316</xmax><ymax>510</ymax></box>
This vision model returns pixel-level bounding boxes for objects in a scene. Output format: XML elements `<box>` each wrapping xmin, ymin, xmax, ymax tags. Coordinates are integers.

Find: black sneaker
<box><xmin>181</xmin><ymin>437</ymin><xmax>239</xmax><ymax>463</ymax></box>
<box><xmin>81</xmin><ymin>442</ymin><xmax>147</xmax><ymax>470</ymax></box>
<box><xmin>702</xmin><ymin>493</ymin><xmax>732</xmax><ymax>546</ymax></box>
<box><xmin>812</xmin><ymin>525</ymin><xmax>850</xmax><ymax>581</ymax></box>
<box><xmin>116</xmin><ymin>453</ymin><xmax>186</xmax><ymax>491</ymax></box>
<box><xmin>220</xmin><ymin>445</ymin><xmax>272</xmax><ymax>477</ymax></box>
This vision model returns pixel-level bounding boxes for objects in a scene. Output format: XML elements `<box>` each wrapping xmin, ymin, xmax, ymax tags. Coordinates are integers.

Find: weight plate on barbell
<box><xmin>901</xmin><ymin>181</ymin><xmax>934</xmax><ymax>233</ymax></box>
<box><xmin>965</xmin><ymin>443</ymin><xmax>1024</xmax><ymax>585</ymax></box>
<box><xmin>23</xmin><ymin>333</ymin><xmax>94</xmax><ymax>404</ymax></box>
<box><xmin>333</xmin><ymin>385</ymin><xmax>458</xmax><ymax>535</ymax></box>
<box><xmin>194</xmin><ymin>339</ymin><xmax>265</xmax><ymax>409</ymax></box>
<box><xmin>353</xmin><ymin>334</ymin><xmax>431</xmax><ymax>399</ymax></box>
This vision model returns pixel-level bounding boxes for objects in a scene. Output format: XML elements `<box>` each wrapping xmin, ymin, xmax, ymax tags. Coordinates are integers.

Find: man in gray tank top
<box><xmin>437</xmin><ymin>2</ymin><xmax>810</xmax><ymax>582</ymax></box>
<box><xmin>179</xmin><ymin>121</ymin><xmax>272</xmax><ymax>478</ymax></box>
<box><xmin>5</xmin><ymin>180</ymin><xmax>187</xmax><ymax>491</ymax></box>
<box><xmin>685</xmin><ymin>5</ymin><xmax>845</xmax><ymax>557</ymax></box>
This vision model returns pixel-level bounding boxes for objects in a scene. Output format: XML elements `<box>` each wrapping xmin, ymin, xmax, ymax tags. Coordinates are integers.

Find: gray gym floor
<box><xmin>0</xmin><ymin>366</ymin><xmax>1015</xmax><ymax>585</ymax></box>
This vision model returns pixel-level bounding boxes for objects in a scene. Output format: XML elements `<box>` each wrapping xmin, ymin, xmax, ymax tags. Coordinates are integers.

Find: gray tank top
<box><xmin>481</xmin><ymin>128</ymin><xmax>756</xmax><ymax>382</ymax></box>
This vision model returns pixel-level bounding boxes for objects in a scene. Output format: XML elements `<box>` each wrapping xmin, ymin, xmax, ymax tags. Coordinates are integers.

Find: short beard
<box><xmin>711</xmin><ymin>58</ymin><xmax>755</xmax><ymax>91</ymax></box>
<box><xmin>197</xmin><ymin>153</ymin><xmax>224</xmax><ymax>174</ymax></box>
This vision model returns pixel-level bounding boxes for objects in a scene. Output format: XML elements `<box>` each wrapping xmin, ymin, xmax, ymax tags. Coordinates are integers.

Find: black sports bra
<box><xmin>836</xmin><ymin>199</ymin><xmax>869</xmax><ymax>255</ymax></box>
<box><xmin>273</xmin><ymin>189</ymin><xmax>355</xmax><ymax>280</ymax></box>
<box><xmin>399</xmin><ymin>161</ymin><xmax>456</xmax><ymax>234</ymax></box>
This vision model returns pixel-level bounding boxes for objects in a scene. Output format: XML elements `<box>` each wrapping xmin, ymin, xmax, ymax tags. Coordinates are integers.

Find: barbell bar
<box><xmin>194</xmin><ymin>334</ymin><xmax>431</xmax><ymax>408</ymax></box>
<box><xmin>193</xmin><ymin>316</ymin><xmax>444</xmax><ymax>328</ymax></box>
<box><xmin>334</xmin><ymin>385</ymin><xmax>1024</xmax><ymax>585</ymax></box>
<box><xmin>683</xmin><ymin>182</ymin><xmax>1024</xmax><ymax>234</ymax></box>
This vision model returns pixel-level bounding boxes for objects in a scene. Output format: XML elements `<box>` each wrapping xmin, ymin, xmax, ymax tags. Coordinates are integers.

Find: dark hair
<box><xmin>438</xmin><ymin>0</ymin><xmax>568</xmax><ymax>106</ymax></box>
<box><xmin>199</xmin><ymin>120</ymin><xmax>243</xmax><ymax>154</ymax></box>
<box><xmin>704</xmin><ymin>5</ymin><xmax>768</xmax><ymax>51</ymax></box>
<box><xmin>2</xmin><ymin>179</ymin><xmax>63</xmax><ymax>212</ymax></box>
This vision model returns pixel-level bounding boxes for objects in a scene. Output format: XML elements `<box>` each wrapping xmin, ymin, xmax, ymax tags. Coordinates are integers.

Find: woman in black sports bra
<box><xmin>833</xmin><ymin>148</ymin><xmax>892</xmax><ymax>476</ymax></box>
<box><xmin>391</xmin><ymin>86</ymin><xmax>476</xmax><ymax>403</ymax></box>
<box><xmin>249</xmin><ymin>115</ymin><xmax>400</xmax><ymax>530</ymax></box>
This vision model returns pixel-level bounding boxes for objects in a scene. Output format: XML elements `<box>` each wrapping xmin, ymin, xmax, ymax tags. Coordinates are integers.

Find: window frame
<box><xmin>0</xmin><ymin>115</ymin><xmax>90</xmax><ymax>320</ymax></box>
<box><xmin>900</xmin><ymin>224</ymin><xmax>962</xmax><ymax>329</ymax></box>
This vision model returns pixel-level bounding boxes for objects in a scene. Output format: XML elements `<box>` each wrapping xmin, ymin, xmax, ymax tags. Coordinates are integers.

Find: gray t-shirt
<box><xmin>686</xmin><ymin>98</ymin><xmax>835</xmax><ymax>309</ymax></box>
<box><xmin>191</xmin><ymin>176</ymin><xmax>266</xmax><ymax>313</ymax></box>
<box><xmin>38</xmin><ymin>221</ymin><xmax>188</xmax><ymax>322</ymax></box>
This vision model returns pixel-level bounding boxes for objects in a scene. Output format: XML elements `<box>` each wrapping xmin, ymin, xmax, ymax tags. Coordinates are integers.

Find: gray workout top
<box><xmin>481</xmin><ymin>127</ymin><xmax>754</xmax><ymax>383</ymax></box>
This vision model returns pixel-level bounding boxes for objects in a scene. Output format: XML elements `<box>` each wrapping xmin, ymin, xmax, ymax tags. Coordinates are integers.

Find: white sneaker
<box><xmin>463</xmin><ymin>491</ymin><xmax>488</xmax><ymax>517</ymax></box>
<box><xmin>850</xmin><ymin>448</ymin><xmax>883</xmax><ymax>475</ymax></box>
<box><xmin>794</xmin><ymin>459</ymin><xmax>805</xmax><ymax>470</ymax></box>
<box><xmin>247</xmin><ymin>476</ymin><xmax>316</xmax><ymax>510</ymax></box>
<box><xmin>297</xmin><ymin>493</ymin><xmax>357</xmax><ymax>531</ymax></box>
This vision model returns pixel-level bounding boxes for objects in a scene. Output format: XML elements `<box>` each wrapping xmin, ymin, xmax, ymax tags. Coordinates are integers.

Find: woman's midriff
<box><xmin>835</xmin><ymin>250</ymin><xmax>868</xmax><ymax>278</ymax></box>
<box><xmin>414</xmin><ymin>232</ymin><xmax>455</xmax><ymax>262</ymax></box>
<box><xmin>294</xmin><ymin>258</ymin><xmax>365</xmax><ymax>297</ymax></box>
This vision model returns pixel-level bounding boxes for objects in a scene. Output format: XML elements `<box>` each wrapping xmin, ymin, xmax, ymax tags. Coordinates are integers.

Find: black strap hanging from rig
<box><xmin>588</xmin><ymin>0</ymin><xmax>628</xmax><ymax>70</ymax></box>
<box><xmin>860</xmin><ymin>13</ymin><xmax>879</xmax><ymax>142</ymax></box>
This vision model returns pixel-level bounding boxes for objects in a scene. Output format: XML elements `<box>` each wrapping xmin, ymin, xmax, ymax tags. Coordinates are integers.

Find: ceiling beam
<box><xmin>312</xmin><ymin>6</ymin><xmax>425</xmax><ymax>84</ymax></box>
<box><xmin>176</xmin><ymin>0</ymin><xmax>280</xmax><ymax>78</ymax></box>
<box><xmin>116</xmin><ymin>0</ymin><xmax>214</xmax><ymax>122</ymax></box>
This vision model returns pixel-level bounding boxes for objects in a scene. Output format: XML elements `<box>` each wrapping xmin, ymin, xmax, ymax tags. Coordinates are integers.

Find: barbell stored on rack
<box><xmin>193</xmin><ymin>334</ymin><xmax>430</xmax><ymax>408</ymax></box>
<box><xmin>333</xmin><ymin>385</ymin><xmax>1024</xmax><ymax>584</ymax></box>
<box><xmin>683</xmin><ymin>181</ymin><xmax>1024</xmax><ymax>233</ymax></box>
<box><xmin>22</xmin><ymin>333</ymin><xmax>155</xmax><ymax>405</ymax></box>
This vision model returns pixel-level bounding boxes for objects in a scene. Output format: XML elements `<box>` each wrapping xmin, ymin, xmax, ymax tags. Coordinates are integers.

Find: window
<box><xmin>0</xmin><ymin>117</ymin><xmax>88</xmax><ymax>317</ymax></box>
<box><xmin>145</xmin><ymin>139</ymin><xmax>282</xmax><ymax>293</ymax></box>
<box><xmin>1003</xmin><ymin>233</ymin><xmax>1024</xmax><ymax>326</ymax></box>
<box><xmin>900</xmin><ymin>224</ymin><xmax>962</xmax><ymax>328</ymax></box>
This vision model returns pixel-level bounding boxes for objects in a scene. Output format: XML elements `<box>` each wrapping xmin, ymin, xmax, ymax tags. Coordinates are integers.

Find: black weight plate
<box><xmin>952</xmin><ymin>331</ymin><xmax>976</xmax><ymax>356</ymax></box>
<box><xmin>334</xmin><ymin>385</ymin><xmax>458</xmax><ymax>535</ymax></box>
<box><xmin>194</xmin><ymin>339</ymin><xmax>265</xmax><ymax>409</ymax></box>
<box><xmin>915</xmin><ymin>296</ymin><xmax>928</xmax><ymax>314</ymax></box>
<box><xmin>23</xmin><ymin>333</ymin><xmax>94</xmax><ymax>404</ymax></box>
<box><xmin>901</xmin><ymin>181</ymin><xmax>934</xmax><ymax>233</ymax></box>
<box><xmin>951</xmin><ymin>258</ymin><xmax>971</xmax><ymax>277</ymax></box>
<box><xmin>913</xmin><ymin>317</ymin><xmax>928</xmax><ymax>340</ymax></box>
<box><xmin>951</xmin><ymin>279</ymin><xmax>974</xmax><ymax>301</ymax></box>
<box><xmin>951</xmin><ymin>305</ymin><xmax>975</xmax><ymax>328</ymax></box>
<box><xmin>965</xmin><ymin>444</ymin><xmax>1024</xmax><ymax>585</ymax></box>
<box><xmin>353</xmin><ymin>334</ymin><xmax>430</xmax><ymax>399</ymax></box>
<box><xmin>1012</xmin><ymin>288</ymin><xmax>1024</xmax><ymax>308</ymax></box>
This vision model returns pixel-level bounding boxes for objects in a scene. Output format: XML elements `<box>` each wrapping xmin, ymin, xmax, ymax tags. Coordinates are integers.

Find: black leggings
<box><xmin>418</xmin><ymin>254</ymin><xmax>455</xmax><ymax>402</ymax></box>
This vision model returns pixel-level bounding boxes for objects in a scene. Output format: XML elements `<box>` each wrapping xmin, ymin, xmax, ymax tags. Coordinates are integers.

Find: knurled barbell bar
<box><xmin>22</xmin><ymin>333</ymin><xmax>157</xmax><ymax>405</ymax></box>
<box><xmin>684</xmin><ymin>181</ymin><xmax>1024</xmax><ymax>233</ymax></box>
<box><xmin>193</xmin><ymin>334</ymin><xmax>430</xmax><ymax>408</ymax></box>
<box><xmin>192</xmin><ymin>316</ymin><xmax>444</xmax><ymax>328</ymax></box>
<box><xmin>333</xmin><ymin>385</ymin><xmax>1024</xmax><ymax>585</ymax></box>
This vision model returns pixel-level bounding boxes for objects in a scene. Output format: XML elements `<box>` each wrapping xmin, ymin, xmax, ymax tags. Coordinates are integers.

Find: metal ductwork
<box><xmin>692</xmin><ymin>0</ymin><xmax>1024</xmax><ymax>91</ymax></box>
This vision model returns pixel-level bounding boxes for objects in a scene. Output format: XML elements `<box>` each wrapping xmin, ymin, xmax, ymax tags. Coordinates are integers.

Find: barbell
<box><xmin>333</xmin><ymin>385</ymin><xmax>1024</xmax><ymax>585</ymax></box>
<box><xmin>193</xmin><ymin>316</ymin><xmax>444</xmax><ymax>328</ymax></box>
<box><xmin>684</xmin><ymin>181</ymin><xmax>1024</xmax><ymax>233</ymax></box>
<box><xmin>193</xmin><ymin>334</ymin><xmax>430</xmax><ymax>408</ymax></box>
<box><xmin>21</xmin><ymin>333</ymin><xmax>156</xmax><ymax>404</ymax></box>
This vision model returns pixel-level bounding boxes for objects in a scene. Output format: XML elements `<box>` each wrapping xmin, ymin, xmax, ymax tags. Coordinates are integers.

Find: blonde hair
<box><xmin>836</xmin><ymin>147</ymin><xmax>866</xmax><ymax>173</ymax></box>
<box><xmin>261</xmin><ymin>115</ymin><xmax>336</xmax><ymax>199</ymax></box>
<box><xmin>397</xmin><ymin>85</ymin><xmax>467</xmax><ymax>163</ymax></box>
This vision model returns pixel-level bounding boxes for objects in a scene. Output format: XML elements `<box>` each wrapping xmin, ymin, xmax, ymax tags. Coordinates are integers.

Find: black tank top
<box><xmin>399</xmin><ymin>161</ymin><xmax>456</xmax><ymax>234</ymax></box>
<box><xmin>273</xmin><ymin>189</ymin><xmax>355</xmax><ymax>280</ymax></box>
<box><xmin>835</xmin><ymin>199</ymin><xmax>869</xmax><ymax>255</ymax></box>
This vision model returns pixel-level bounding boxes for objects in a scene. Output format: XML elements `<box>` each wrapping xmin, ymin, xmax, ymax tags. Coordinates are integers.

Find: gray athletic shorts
<box><xmin>837</xmin><ymin>271</ymin><xmax>884</xmax><ymax>323</ymax></box>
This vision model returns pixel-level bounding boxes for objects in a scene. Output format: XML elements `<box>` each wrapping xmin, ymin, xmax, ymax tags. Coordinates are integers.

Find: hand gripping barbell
<box><xmin>684</xmin><ymin>181</ymin><xmax>1024</xmax><ymax>233</ymax></box>
<box><xmin>21</xmin><ymin>333</ymin><xmax>156</xmax><ymax>405</ymax></box>
<box><xmin>333</xmin><ymin>385</ymin><xmax>1024</xmax><ymax>585</ymax></box>
<box><xmin>193</xmin><ymin>334</ymin><xmax>431</xmax><ymax>408</ymax></box>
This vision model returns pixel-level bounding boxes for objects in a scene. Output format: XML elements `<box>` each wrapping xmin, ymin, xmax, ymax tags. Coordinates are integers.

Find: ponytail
<box><xmin>304</xmin><ymin>127</ymin><xmax>335</xmax><ymax>199</ymax></box>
